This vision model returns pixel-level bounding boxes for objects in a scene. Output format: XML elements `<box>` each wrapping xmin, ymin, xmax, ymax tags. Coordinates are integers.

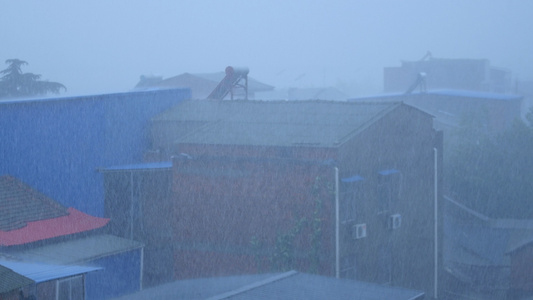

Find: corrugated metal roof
<box><xmin>114</xmin><ymin>271</ymin><xmax>424</xmax><ymax>300</ymax></box>
<box><xmin>153</xmin><ymin>100</ymin><xmax>402</xmax><ymax>147</ymax></box>
<box><xmin>0</xmin><ymin>264</ymin><xmax>34</xmax><ymax>294</ymax></box>
<box><xmin>351</xmin><ymin>89</ymin><xmax>523</xmax><ymax>101</ymax></box>
<box><xmin>0</xmin><ymin>259</ymin><xmax>101</xmax><ymax>283</ymax></box>
<box><xmin>430</xmin><ymin>89</ymin><xmax>522</xmax><ymax>100</ymax></box>
<box><xmin>16</xmin><ymin>234</ymin><xmax>143</xmax><ymax>265</ymax></box>
<box><xmin>99</xmin><ymin>161</ymin><xmax>172</xmax><ymax>172</ymax></box>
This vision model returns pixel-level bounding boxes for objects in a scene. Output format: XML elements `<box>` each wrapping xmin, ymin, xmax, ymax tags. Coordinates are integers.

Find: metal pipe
<box><xmin>335</xmin><ymin>167</ymin><xmax>340</xmax><ymax>278</ymax></box>
<box><xmin>130</xmin><ymin>171</ymin><xmax>134</xmax><ymax>240</ymax></box>
<box><xmin>140</xmin><ymin>247</ymin><xmax>144</xmax><ymax>290</ymax></box>
<box><xmin>433</xmin><ymin>147</ymin><xmax>438</xmax><ymax>299</ymax></box>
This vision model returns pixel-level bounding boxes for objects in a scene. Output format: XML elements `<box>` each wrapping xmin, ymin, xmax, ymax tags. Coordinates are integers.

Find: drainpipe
<box><xmin>140</xmin><ymin>247</ymin><xmax>144</xmax><ymax>290</ymax></box>
<box><xmin>433</xmin><ymin>147</ymin><xmax>438</xmax><ymax>299</ymax></box>
<box><xmin>335</xmin><ymin>167</ymin><xmax>340</xmax><ymax>278</ymax></box>
<box><xmin>130</xmin><ymin>171</ymin><xmax>134</xmax><ymax>240</ymax></box>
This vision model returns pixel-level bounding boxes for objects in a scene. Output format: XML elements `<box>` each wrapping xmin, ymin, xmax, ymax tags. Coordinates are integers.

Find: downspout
<box><xmin>433</xmin><ymin>147</ymin><xmax>438</xmax><ymax>299</ymax></box>
<box><xmin>140</xmin><ymin>247</ymin><xmax>144</xmax><ymax>290</ymax></box>
<box><xmin>335</xmin><ymin>167</ymin><xmax>340</xmax><ymax>278</ymax></box>
<box><xmin>130</xmin><ymin>171</ymin><xmax>134</xmax><ymax>240</ymax></box>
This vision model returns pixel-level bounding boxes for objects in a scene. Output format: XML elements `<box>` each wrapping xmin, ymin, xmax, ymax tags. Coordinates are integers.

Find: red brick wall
<box><xmin>175</xmin><ymin>143</ymin><xmax>336</xmax><ymax>162</ymax></box>
<box><xmin>171</xmin><ymin>156</ymin><xmax>336</xmax><ymax>277</ymax></box>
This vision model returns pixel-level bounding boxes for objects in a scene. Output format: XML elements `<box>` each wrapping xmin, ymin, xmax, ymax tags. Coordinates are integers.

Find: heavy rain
<box><xmin>1</xmin><ymin>1</ymin><xmax>533</xmax><ymax>299</ymax></box>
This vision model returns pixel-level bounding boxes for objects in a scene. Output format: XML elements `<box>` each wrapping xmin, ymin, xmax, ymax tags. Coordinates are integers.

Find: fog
<box><xmin>3</xmin><ymin>1</ymin><xmax>533</xmax><ymax>299</ymax></box>
<box><xmin>2</xmin><ymin>0</ymin><xmax>533</xmax><ymax>96</ymax></box>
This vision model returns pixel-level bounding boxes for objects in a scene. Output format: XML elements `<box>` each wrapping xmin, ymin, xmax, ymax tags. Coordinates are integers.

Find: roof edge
<box><xmin>207</xmin><ymin>270</ymin><xmax>298</xmax><ymax>300</ymax></box>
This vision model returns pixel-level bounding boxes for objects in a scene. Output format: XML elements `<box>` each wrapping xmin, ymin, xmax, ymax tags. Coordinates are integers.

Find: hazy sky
<box><xmin>2</xmin><ymin>1</ymin><xmax>532</xmax><ymax>97</ymax></box>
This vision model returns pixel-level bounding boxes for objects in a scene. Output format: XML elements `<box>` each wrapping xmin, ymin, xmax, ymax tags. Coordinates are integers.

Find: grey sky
<box><xmin>2</xmin><ymin>0</ymin><xmax>532</xmax><ymax>96</ymax></box>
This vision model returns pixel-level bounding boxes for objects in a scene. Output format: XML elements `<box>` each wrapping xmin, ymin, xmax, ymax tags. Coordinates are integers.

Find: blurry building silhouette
<box><xmin>134</xmin><ymin>69</ymin><xmax>274</xmax><ymax>100</ymax></box>
<box><xmin>384</xmin><ymin>56</ymin><xmax>513</xmax><ymax>94</ymax></box>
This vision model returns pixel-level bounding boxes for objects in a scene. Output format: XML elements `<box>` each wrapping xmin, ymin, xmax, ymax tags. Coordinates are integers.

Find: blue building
<box><xmin>0</xmin><ymin>88</ymin><xmax>190</xmax><ymax>216</ymax></box>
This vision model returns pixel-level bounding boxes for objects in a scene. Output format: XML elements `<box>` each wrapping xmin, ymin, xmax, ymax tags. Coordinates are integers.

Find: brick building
<box><xmin>103</xmin><ymin>100</ymin><xmax>443</xmax><ymax>296</ymax></box>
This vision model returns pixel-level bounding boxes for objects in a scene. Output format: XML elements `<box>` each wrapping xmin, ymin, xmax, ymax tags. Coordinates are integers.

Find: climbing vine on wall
<box><xmin>251</xmin><ymin>175</ymin><xmax>333</xmax><ymax>273</ymax></box>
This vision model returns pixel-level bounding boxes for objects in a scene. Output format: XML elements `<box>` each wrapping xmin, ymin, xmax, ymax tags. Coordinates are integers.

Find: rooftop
<box><xmin>0</xmin><ymin>175</ymin><xmax>109</xmax><ymax>246</ymax></box>
<box><xmin>0</xmin><ymin>175</ymin><xmax>68</xmax><ymax>231</ymax></box>
<box><xmin>0</xmin><ymin>259</ymin><xmax>100</xmax><ymax>284</ymax></box>
<box><xmin>352</xmin><ymin>89</ymin><xmax>523</xmax><ymax>101</ymax></box>
<box><xmin>153</xmin><ymin>100</ymin><xmax>406</xmax><ymax>148</ymax></box>
<box><xmin>114</xmin><ymin>270</ymin><xmax>425</xmax><ymax>300</ymax></box>
<box><xmin>0</xmin><ymin>208</ymin><xmax>109</xmax><ymax>246</ymax></box>
<box><xmin>15</xmin><ymin>234</ymin><xmax>143</xmax><ymax>265</ymax></box>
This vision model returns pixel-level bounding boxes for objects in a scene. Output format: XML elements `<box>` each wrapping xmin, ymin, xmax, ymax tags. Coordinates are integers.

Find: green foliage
<box><xmin>252</xmin><ymin>175</ymin><xmax>330</xmax><ymax>273</ymax></box>
<box><xmin>271</xmin><ymin>217</ymin><xmax>306</xmax><ymax>271</ymax></box>
<box><xmin>308</xmin><ymin>176</ymin><xmax>325</xmax><ymax>273</ymax></box>
<box><xmin>447</xmin><ymin>109</ymin><xmax>533</xmax><ymax>218</ymax></box>
<box><xmin>0</xmin><ymin>59</ymin><xmax>66</xmax><ymax>99</ymax></box>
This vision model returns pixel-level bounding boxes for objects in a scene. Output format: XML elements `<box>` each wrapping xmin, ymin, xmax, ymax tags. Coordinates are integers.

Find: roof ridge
<box><xmin>207</xmin><ymin>270</ymin><xmax>298</xmax><ymax>300</ymax></box>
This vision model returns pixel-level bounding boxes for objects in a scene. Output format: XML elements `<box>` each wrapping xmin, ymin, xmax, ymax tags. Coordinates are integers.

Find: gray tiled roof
<box><xmin>153</xmin><ymin>100</ymin><xmax>401</xmax><ymax>147</ymax></box>
<box><xmin>0</xmin><ymin>175</ymin><xmax>67</xmax><ymax>231</ymax></box>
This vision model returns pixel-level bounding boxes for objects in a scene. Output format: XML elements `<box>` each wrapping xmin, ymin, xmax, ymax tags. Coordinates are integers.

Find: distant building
<box><xmin>352</xmin><ymin>90</ymin><xmax>523</xmax><ymax>135</ymax></box>
<box><xmin>443</xmin><ymin>196</ymin><xmax>533</xmax><ymax>299</ymax></box>
<box><xmin>134</xmin><ymin>69</ymin><xmax>274</xmax><ymax>100</ymax></box>
<box><xmin>516</xmin><ymin>80</ymin><xmax>533</xmax><ymax>118</ymax></box>
<box><xmin>256</xmin><ymin>87</ymin><xmax>348</xmax><ymax>101</ymax></box>
<box><xmin>384</xmin><ymin>57</ymin><xmax>513</xmax><ymax>94</ymax></box>
<box><xmin>103</xmin><ymin>100</ymin><xmax>444</xmax><ymax>297</ymax></box>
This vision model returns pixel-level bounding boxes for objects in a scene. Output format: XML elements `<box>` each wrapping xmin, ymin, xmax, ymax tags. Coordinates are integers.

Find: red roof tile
<box><xmin>0</xmin><ymin>207</ymin><xmax>109</xmax><ymax>246</ymax></box>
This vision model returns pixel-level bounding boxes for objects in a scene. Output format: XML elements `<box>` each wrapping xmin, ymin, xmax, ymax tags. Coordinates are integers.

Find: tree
<box><xmin>0</xmin><ymin>59</ymin><xmax>66</xmax><ymax>99</ymax></box>
<box><xmin>447</xmin><ymin>109</ymin><xmax>533</xmax><ymax>218</ymax></box>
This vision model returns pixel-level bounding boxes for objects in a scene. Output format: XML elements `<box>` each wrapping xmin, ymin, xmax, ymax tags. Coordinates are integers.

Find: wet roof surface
<box><xmin>153</xmin><ymin>100</ymin><xmax>401</xmax><ymax>147</ymax></box>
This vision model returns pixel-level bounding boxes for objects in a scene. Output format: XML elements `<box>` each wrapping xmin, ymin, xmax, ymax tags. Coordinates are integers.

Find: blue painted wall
<box><xmin>0</xmin><ymin>88</ymin><xmax>190</xmax><ymax>216</ymax></box>
<box><xmin>85</xmin><ymin>248</ymin><xmax>143</xmax><ymax>299</ymax></box>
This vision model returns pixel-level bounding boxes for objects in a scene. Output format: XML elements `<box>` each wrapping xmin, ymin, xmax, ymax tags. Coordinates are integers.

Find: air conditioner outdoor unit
<box><xmin>389</xmin><ymin>214</ymin><xmax>402</xmax><ymax>230</ymax></box>
<box><xmin>352</xmin><ymin>223</ymin><xmax>367</xmax><ymax>239</ymax></box>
